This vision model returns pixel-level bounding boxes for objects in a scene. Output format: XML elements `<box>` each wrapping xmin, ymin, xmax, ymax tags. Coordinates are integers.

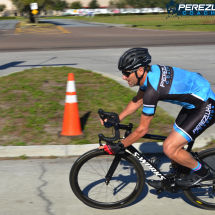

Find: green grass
<box><xmin>0</xmin><ymin>67</ymin><xmax>175</xmax><ymax>146</ymax></box>
<box><xmin>19</xmin><ymin>154</ymin><xmax>28</xmax><ymax>160</ymax></box>
<box><xmin>68</xmin><ymin>14</ymin><xmax>215</xmax><ymax>32</ymax></box>
<box><xmin>0</xmin><ymin>17</ymin><xmax>16</xmax><ymax>20</ymax></box>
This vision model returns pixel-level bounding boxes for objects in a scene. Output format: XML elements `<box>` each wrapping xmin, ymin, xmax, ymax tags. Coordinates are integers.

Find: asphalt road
<box><xmin>1</xmin><ymin>19</ymin><xmax>215</xmax><ymax>52</ymax></box>
<box><xmin>1</xmin><ymin>156</ymin><xmax>215</xmax><ymax>215</ymax></box>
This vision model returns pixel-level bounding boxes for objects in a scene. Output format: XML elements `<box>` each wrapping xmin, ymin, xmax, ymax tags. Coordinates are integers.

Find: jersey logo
<box><xmin>157</xmin><ymin>65</ymin><xmax>174</xmax><ymax>94</ymax></box>
<box><xmin>193</xmin><ymin>104</ymin><xmax>214</xmax><ymax>134</ymax></box>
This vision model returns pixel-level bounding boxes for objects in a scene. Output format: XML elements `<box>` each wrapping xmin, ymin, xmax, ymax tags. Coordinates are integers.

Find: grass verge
<box><xmin>67</xmin><ymin>14</ymin><xmax>215</xmax><ymax>32</ymax></box>
<box><xmin>0</xmin><ymin>67</ymin><xmax>175</xmax><ymax>146</ymax></box>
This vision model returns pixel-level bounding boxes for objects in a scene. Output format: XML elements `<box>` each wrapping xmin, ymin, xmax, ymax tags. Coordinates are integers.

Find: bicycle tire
<box><xmin>183</xmin><ymin>147</ymin><xmax>215</xmax><ymax>210</ymax></box>
<box><xmin>70</xmin><ymin>149</ymin><xmax>145</xmax><ymax>209</ymax></box>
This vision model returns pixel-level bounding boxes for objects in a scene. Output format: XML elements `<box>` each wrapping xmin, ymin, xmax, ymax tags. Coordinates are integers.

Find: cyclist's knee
<box><xmin>163</xmin><ymin>142</ymin><xmax>174</xmax><ymax>158</ymax></box>
<box><xmin>163</xmin><ymin>140</ymin><xmax>178</xmax><ymax>159</ymax></box>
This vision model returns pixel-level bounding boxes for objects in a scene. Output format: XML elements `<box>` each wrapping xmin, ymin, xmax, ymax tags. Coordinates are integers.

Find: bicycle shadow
<box><xmin>139</xmin><ymin>141</ymin><xmax>164</xmax><ymax>155</ymax></box>
<box><xmin>130</xmin><ymin>152</ymin><xmax>201</xmax><ymax>209</ymax></box>
<box><xmin>149</xmin><ymin>188</ymin><xmax>200</xmax><ymax>209</ymax></box>
<box><xmin>124</xmin><ymin>183</ymin><xmax>149</xmax><ymax>208</ymax></box>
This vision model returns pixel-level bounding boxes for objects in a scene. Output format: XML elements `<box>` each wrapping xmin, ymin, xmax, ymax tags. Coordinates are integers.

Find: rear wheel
<box><xmin>183</xmin><ymin>148</ymin><xmax>215</xmax><ymax>210</ymax></box>
<box><xmin>70</xmin><ymin>149</ymin><xmax>145</xmax><ymax>209</ymax></box>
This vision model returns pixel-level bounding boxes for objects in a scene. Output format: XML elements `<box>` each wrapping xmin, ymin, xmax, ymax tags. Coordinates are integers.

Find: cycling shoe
<box><xmin>176</xmin><ymin>169</ymin><xmax>213</xmax><ymax>187</ymax></box>
<box><xmin>147</xmin><ymin>180</ymin><xmax>162</xmax><ymax>189</ymax></box>
<box><xmin>147</xmin><ymin>172</ymin><xmax>176</xmax><ymax>190</ymax></box>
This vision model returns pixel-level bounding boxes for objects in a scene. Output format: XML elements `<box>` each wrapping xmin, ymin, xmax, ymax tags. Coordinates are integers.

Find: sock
<box><xmin>170</xmin><ymin>167</ymin><xmax>177</xmax><ymax>173</ymax></box>
<box><xmin>192</xmin><ymin>162</ymin><xmax>208</xmax><ymax>177</ymax></box>
<box><xmin>170</xmin><ymin>164</ymin><xmax>177</xmax><ymax>173</ymax></box>
<box><xmin>170</xmin><ymin>165</ymin><xmax>178</xmax><ymax>173</ymax></box>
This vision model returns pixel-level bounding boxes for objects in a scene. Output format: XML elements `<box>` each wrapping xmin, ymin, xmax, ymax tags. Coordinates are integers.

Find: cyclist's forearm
<box><xmin>121</xmin><ymin>127</ymin><xmax>148</xmax><ymax>148</ymax></box>
<box><xmin>119</xmin><ymin>99</ymin><xmax>142</xmax><ymax>121</ymax></box>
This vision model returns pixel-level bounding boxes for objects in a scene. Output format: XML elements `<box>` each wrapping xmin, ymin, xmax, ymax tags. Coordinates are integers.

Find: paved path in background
<box><xmin>1</xmin><ymin>19</ymin><xmax>215</xmax><ymax>51</ymax></box>
<box><xmin>0</xmin><ymin>20</ymin><xmax>19</xmax><ymax>29</ymax></box>
<box><xmin>39</xmin><ymin>18</ymin><xmax>106</xmax><ymax>27</ymax></box>
<box><xmin>1</xmin><ymin>156</ymin><xmax>215</xmax><ymax>215</ymax></box>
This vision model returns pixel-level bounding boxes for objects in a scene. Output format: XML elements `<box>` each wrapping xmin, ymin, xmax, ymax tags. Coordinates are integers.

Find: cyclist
<box><xmin>99</xmin><ymin>47</ymin><xmax>214</xmax><ymax>188</ymax></box>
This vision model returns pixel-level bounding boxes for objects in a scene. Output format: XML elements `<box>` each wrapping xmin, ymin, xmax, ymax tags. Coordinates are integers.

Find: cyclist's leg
<box><xmin>167</xmin><ymin>99</ymin><xmax>215</xmax><ymax>186</ymax></box>
<box><xmin>163</xmin><ymin>131</ymin><xmax>197</xmax><ymax>169</ymax></box>
<box><xmin>147</xmin><ymin>111</ymin><xmax>188</xmax><ymax>189</ymax></box>
<box><xmin>147</xmin><ymin>131</ymin><xmax>187</xmax><ymax>190</ymax></box>
<box><xmin>169</xmin><ymin>127</ymin><xmax>181</xmax><ymax>171</ymax></box>
<box><xmin>167</xmin><ymin>107</ymin><xmax>190</xmax><ymax>169</ymax></box>
<box><xmin>148</xmin><ymin>101</ymin><xmax>215</xmax><ymax>188</ymax></box>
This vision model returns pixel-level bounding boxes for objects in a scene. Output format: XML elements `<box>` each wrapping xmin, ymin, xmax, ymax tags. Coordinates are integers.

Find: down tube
<box><xmin>127</xmin><ymin>145</ymin><xmax>166</xmax><ymax>180</ymax></box>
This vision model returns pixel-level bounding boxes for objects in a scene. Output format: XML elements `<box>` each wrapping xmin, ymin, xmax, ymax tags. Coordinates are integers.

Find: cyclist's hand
<box><xmin>99</xmin><ymin>142</ymin><xmax>125</xmax><ymax>155</ymax></box>
<box><xmin>100</xmin><ymin>118</ymin><xmax>107</xmax><ymax>125</ymax></box>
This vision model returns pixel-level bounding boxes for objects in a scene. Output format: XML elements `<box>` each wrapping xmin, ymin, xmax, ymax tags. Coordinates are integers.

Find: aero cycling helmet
<box><xmin>118</xmin><ymin>47</ymin><xmax>151</xmax><ymax>71</ymax></box>
<box><xmin>118</xmin><ymin>47</ymin><xmax>151</xmax><ymax>85</ymax></box>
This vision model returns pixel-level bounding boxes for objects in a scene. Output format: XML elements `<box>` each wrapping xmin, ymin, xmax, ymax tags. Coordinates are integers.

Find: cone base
<box><xmin>58</xmin><ymin>131</ymin><xmax>84</xmax><ymax>138</ymax></box>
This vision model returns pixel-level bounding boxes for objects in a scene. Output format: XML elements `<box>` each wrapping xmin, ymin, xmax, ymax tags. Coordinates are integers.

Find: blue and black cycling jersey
<box><xmin>140</xmin><ymin>65</ymin><xmax>215</xmax><ymax>116</ymax></box>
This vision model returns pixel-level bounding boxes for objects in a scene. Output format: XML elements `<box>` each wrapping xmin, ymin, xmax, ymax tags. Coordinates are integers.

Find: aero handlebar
<box><xmin>98</xmin><ymin>109</ymin><xmax>167</xmax><ymax>145</ymax></box>
<box><xmin>98</xmin><ymin>109</ymin><xmax>120</xmax><ymax>143</ymax></box>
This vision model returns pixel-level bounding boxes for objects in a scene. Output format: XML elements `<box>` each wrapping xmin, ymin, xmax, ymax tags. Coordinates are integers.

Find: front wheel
<box><xmin>70</xmin><ymin>149</ymin><xmax>145</xmax><ymax>209</ymax></box>
<box><xmin>183</xmin><ymin>148</ymin><xmax>215</xmax><ymax>210</ymax></box>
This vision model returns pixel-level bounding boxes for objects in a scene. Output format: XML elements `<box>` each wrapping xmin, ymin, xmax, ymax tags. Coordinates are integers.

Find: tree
<box><xmin>70</xmin><ymin>1</ymin><xmax>83</xmax><ymax>9</ymax></box>
<box><xmin>109</xmin><ymin>0</ymin><xmax>126</xmax><ymax>8</ymax></box>
<box><xmin>125</xmin><ymin>0</ymin><xmax>146</xmax><ymax>8</ymax></box>
<box><xmin>88</xmin><ymin>0</ymin><xmax>100</xmax><ymax>9</ymax></box>
<box><xmin>53</xmin><ymin>0</ymin><xmax>68</xmax><ymax>11</ymax></box>
<box><xmin>0</xmin><ymin>4</ymin><xmax>6</xmax><ymax>12</ymax></box>
<box><xmin>12</xmin><ymin>0</ymin><xmax>56</xmax><ymax>23</ymax></box>
<box><xmin>11</xmin><ymin>0</ymin><xmax>56</xmax><ymax>13</ymax></box>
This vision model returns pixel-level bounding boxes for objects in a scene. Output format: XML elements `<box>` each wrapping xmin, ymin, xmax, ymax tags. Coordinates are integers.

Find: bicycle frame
<box><xmin>97</xmin><ymin>108</ymin><xmax>215</xmax><ymax>193</ymax></box>
<box><xmin>103</xmin><ymin>125</ymin><xmax>197</xmax><ymax>194</ymax></box>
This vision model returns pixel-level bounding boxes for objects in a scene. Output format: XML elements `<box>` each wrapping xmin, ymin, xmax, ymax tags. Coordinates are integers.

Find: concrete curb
<box><xmin>0</xmin><ymin>139</ymin><xmax>209</xmax><ymax>158</ymax></box>
<box><xmin>0</xmin><ymin>142</ymin><xmax>162</xmax><ymax>157</ymax></box>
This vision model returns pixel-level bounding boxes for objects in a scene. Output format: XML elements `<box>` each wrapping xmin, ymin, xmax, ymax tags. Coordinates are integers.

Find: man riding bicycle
<box><xmin>99</xmin><ymin>47</ymin><xmax>214</xmax><ymax>188</ymax></box>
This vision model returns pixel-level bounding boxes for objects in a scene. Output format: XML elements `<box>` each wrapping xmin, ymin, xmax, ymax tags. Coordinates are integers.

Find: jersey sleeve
<box><xmin>139</xmin><ymin>86</ymin><xmax>146</xmax><ymax>91</ymax></box>
<box><xmin>142</xmin><ymin>78</ymin><xmax>159</xmax><ymax>116</ymax></box>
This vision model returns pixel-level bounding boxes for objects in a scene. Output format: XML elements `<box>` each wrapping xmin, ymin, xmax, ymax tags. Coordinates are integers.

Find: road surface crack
<box><xmin>37</xmin><ymin>162</ymin><xmax>54</xmax><ymax>215</ymax></box>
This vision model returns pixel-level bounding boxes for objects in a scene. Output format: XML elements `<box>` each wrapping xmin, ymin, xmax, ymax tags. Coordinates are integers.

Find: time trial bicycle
<box><xmin>70</xmin><ymin>109</ymin><xmax>215</xmax><ymax>210</ymax></box>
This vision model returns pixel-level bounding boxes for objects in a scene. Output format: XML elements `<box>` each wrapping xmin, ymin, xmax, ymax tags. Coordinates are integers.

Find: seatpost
<box><xmin>186</xmin><ymin>141</ymin><xmax>194</xmax><ymax>152</ymax></box>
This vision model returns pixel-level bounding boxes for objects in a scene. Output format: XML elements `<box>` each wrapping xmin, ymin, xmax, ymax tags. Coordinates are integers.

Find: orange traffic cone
<box><xmin>61</xmin><ymin>73</ymin><xmax>82</xmax><ymax>136</ymax></box>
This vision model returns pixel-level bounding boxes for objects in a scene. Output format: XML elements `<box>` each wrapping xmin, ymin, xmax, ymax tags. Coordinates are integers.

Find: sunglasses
<box><xmin>121</xmin><ymin>69</ymin><xmax>137</xmax><ymax>77</ymax></box>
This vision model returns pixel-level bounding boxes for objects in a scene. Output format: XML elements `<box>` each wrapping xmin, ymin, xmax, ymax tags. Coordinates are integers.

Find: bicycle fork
<box><xmin>105</xmin><ymin>154</ymin><xmax>122</xmax><ymax>185</ymax></box>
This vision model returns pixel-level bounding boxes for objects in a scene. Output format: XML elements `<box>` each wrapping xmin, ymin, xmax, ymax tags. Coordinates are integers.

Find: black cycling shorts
<box><xmin>173</xmin><ymin>98</ymin><xmax>215</xmax><ymax>142</ymax></box>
